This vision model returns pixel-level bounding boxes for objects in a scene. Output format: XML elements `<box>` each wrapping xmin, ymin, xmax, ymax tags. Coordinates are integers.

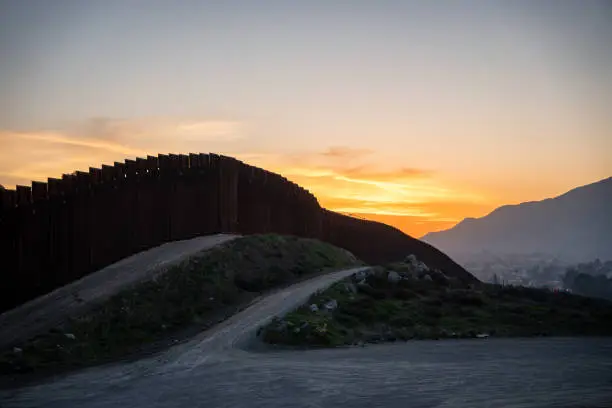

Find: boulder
<box><xmin>405</xmin><ymin>254</ymin><xmax>430</xmax><ymax>273</ymax></box>
<box><xmin>387</xmin><ymin>271</ymin><xmax>401</xmax><ymax>283</ymax></box>
<box><xmin>423</xmin><ymin>274</ymin><xmax>433</xmax><ymax>281</ymax></box>
<box><xmin>354</xmin><ymin>269</ymin><xmax>370</xmax><ymax>281</ymax></box>
<box><xmin>323</xmin><ymin>299</ymin><xmax>338</xmax><ymax>311</ymax></box>
<box><xmin>309</xmin><ymin>304</ymin><xmax>319</xmax><ymax>312</ymax></box>
<box><xmin>405</xmin><ymin>254</ymin><xmax>418</xmax><ymax>263</ymax></box>
<box><xmin>64</xmin><ymin>333</ymin><xmax>76</xmax><ymax>340</ymax></box>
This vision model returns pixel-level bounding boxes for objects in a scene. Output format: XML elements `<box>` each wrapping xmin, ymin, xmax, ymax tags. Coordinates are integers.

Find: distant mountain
<box><xmin>422</xmin><ymin>177</ymin><xmax>612</xmax><ymax>263</ymax></box>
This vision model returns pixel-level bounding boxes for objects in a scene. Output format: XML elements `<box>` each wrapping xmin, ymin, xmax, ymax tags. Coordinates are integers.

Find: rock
<box><xmin>357</xmin><ymin>279</ymin><xmax>368</xmax><ymax>286</ymax></box>
<box><xmin>354</xmin><ymin>269</ymin><xmax>370</xmax><ymax>281</ymax></box>
<box><xmin>324</xmin><ymin>299</ymin><xmax>338</xmax><ymax>311</ymax></box>
<box><xmin>423</xmin><ymin>274</ymin><xmax>433</xmax><ymax>281</ymax></box>
<box><xmin>414</xmin><ymin>262</ymin><xmax>429</xmax><ymax>273</ymax></box>
<box><xmin>301</xmin><ymin>321</ymin><xmax>310</xmax><ymax>330</ymax></box>
<box><xmin>400</xmin><ymin>270</ymin><xmax>418</xmax><ymax>280</ymax></box>
<box><xmin>387</xmin><ymin>271</ymin><xmax>401</xmax><ymax>283</ymax></box>
<box><xmin>476</xmin><ymin>333</ymin><xmax>490</xmax><ymax>339</ymax></box>
<box><xmin>64</xmin><ymin>333</ymin><xmax>76</xmax><ymax>340</ymax></box>
<box><xmin>344</xmin><ymin>283</ymin><xmax>357</xmax><ymax>293</ymax></box>
<box><xmin>13</xmin><ymin>347</ymin><xmax>22</xmax><ymax>354</ymax></box>
<box><xmin>309</xmin><ymin>304</ymin><xmax>319</xmax><ymax>312</ymax></box>
<box><xmin>405</xmin><ymin>254</ymin><xmax>418</xmax><ymax>263</ymax></box>
<box><xmin>405</xmin><ymin>254</ymin><xmax>429</xmax><ymax>273</ymax></box>
<box><xmin>293</xmin><ymin>327</ymin><xmax>301</xmax><ymax>334</ymax></box>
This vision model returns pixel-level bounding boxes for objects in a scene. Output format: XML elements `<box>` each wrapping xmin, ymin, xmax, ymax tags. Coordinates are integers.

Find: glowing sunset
<box><xmin>1</xmin><ymin>1</ymin><xmax>611</xmax><ymax>238</ymax></box>
<box><xmin>2</xmin><ymin>3</ymin><xmax>612</xmax><ymax>404</ymax></box>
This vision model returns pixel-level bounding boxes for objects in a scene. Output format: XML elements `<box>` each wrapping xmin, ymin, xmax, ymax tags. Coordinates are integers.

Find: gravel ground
<box><xmin>2</xmin><ymin>265</ymin><xmax>611</xmax><ymax>408</ymax></box>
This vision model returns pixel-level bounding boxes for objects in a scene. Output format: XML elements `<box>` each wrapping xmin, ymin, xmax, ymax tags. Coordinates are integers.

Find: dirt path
<box><xmin>3</xmin><ymin>267</ymin><xmax>611</xmax><ymax>408</ymax></box>
<box><xmin>0</xmin><ymin>266</ymin><xmax>369</xmax><ymax>407</ymax></box>
<box><xmin>0</xmin><ymin>234</ymin><xmax>239</xmax><ymax>349</ymax></box>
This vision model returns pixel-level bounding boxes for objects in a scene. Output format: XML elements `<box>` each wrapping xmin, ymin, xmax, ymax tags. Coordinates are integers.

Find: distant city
<box><xmin>460</xmin><ymin>253</ymin><xmax>612</xmax><ymax>300</ymax></box>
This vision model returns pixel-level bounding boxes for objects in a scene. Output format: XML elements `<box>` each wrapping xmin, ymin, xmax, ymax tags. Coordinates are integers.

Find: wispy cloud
<box><xmin>0</xmin><ymin>117</ymin><xmax>245</xmax><ymax>187</ymax></box>
<box><xmin>319</xmin><ymin>146</ymin><xmax>374</xmax><ymax>159</ymax></box>
<box><xmin>0</xmin><ymin>137</ymin><xmax>494</xmax><ymax>237</ymax></box>
<box><xmin>13</xmin><ymin>132</ymin><xmax>146</xmax><ymax>156</ymax></box>
<box><xmin>234</xmin><ymin>146</ymin><xmax>491</xmax><ymax>236</ymax></box>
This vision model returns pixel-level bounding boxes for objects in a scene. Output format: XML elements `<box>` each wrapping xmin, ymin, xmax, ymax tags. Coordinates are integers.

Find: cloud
<box><xmin>0</xmin><ymin>117</ymin><xmax>245</xmax><ymax>187</ymax></box>
<box><xmin>65</xmin><ymin>117</ymin><xmax>244</xmax><ymax>145</ymax></box>
<box><xmin>341</xmin><ymin>166</ymin><xmax>431</xmax><ymax>181</ymax></box>
<box><xmin>319</xmin><ymin>146</ymin><xmax>373</xmax><ymax>158</ymax></box>
<box><xmin>0</xmin><ymin>132</ymin><xmax>495</xmax><ymax>238</ymax></box>
<box><xmin>13</xmin><ymin>132</ymin><xmax>145</xmax><ymax>156</ymax></box>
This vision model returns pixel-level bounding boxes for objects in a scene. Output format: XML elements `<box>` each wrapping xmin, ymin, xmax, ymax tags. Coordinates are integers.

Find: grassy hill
<box><xmin>261</xmin><ymin>257</ymin><xmax>612</xmax><ymax>347</ymax></box>
<box><xmin>0</xmin><ymin>235</ymin><xmax>361</xmax><ymax>379</ymax></box>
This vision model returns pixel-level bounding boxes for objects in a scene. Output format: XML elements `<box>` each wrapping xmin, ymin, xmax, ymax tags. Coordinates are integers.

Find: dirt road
<box><xmin>2</xmin><ymin>244</ymin><xmax>611</xmax><ymax>408</ymax></box>
<box><xmin>0</xmin><ymin>234</ymin><xmax>239</xmax><ymax>349</ymax></box>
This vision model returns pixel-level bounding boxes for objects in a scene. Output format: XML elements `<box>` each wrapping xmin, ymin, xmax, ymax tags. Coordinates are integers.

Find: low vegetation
<box><xmin>0</xmin><ymin>234</ymin><xmax>361</xmax><ymax>377</ymax></box>
<box><xmin>261</xmin><ymin>257</ymin><xmax>612</xmax><ymax>347</ymax></box>
<box><xmin>563</xmin><ymin>259</ymin><xmax>612</xmax><ymax>301</ymax></box>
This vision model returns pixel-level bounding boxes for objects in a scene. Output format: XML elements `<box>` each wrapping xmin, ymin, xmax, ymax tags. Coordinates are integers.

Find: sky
<box><xmin>1</xmin><ymin>0</ymin><xmax>611</xmax><ymax>238</ymax></box>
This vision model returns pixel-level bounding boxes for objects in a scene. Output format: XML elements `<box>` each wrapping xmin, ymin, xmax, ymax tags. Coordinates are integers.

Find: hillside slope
<box><xmin>422</xmin><ymin>177</ymin><xmax>612</xmax><ymax>262</ymax></box>
<box><xmin>323</xmin><ymin>211</ymin><xmax>477</xmax><ymax>284</ymax></box>
<box><xmin>0</xmin><ymin>235</ymin><xmax>362</xmax><ymax>379</ymax></box>
<box><xmin>1</xmin><ymin>153</ymin><xmax>477</xmax><ymax>313</ymax></box>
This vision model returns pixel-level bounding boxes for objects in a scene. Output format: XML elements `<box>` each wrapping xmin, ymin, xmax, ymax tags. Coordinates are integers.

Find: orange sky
<box><xmin>1</xmin><ymin>3</ymin><xmax>611</xmax><ymax>238</ymax></box>
<box><xmin>0</xmin><ymin>125</ymin><xmax>593</xmax><ymax>238</ymax></box>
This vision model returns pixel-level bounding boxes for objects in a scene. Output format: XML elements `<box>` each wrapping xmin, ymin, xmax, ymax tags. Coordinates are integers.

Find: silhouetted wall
<box><xmin>0</xmin><ymin>153</ymin><xmax>476</xmax><ymax>313</ymax></box>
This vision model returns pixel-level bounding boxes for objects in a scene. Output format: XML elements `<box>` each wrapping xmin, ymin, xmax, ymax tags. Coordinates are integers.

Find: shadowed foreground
<box><xmin>1</xmin><ymin>266</ymin><xmax>610</xmax><ymax>408</ymax></box>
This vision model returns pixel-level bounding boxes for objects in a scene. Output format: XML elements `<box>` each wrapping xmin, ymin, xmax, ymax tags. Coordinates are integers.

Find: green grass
<box><xmin>0</xmin><ymin>234</ymin><xmax>361</xmax><ymax>377</ymax></box>
<box><xmin>261</xmin><ymin>262</ymin><xmax>612</xmax><ymax>347</ymax></box>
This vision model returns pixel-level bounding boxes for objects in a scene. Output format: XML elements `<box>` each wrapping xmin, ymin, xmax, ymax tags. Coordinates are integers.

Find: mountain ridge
<box><xmin>421</xmin><ymin>176</ymin><xmax>612</xmax><ymax>263</ymax></box>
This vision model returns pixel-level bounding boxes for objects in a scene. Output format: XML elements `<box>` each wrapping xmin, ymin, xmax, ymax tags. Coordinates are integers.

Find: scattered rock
<box><xmin>323</xmin><ymin>299</ymin><xmax>338</xmax><ymax>311</ymax></box>
<box><xmin>64</xmin><ymin>333</ymin><xmax>76</xmax><ymax>340</ymax></box>
<box><xmin>387</xmin><ymin>271</ymin><xmax>401</xmax><ymax>283</ymax></box>
<box><xmin>309</xmin><ymin>304</ymin><xmax>319</xmax><ymax>312</ymax></box>
<box><xmin>405</xmin><ymin>254</ymin><xmax>430</xmax><ymax>273</ymax></box>
<box><xmin>344</xmin><ymin>283</ymin><xmax>358</xmax><ymax>294</ymax></box>
<box><xmin>400</xmin><ymin>270</ymin><xmax>418</xmax><ymax>280</ymax></box>
<box><xmin>354</xmin><ymin>269</ymin><xmax>369</xmax><ymax>281</ymax></box>
<box><xmin>405</xmin><ymin>254</ymin><xmax>418</xmax><ymax>263</ymax></box>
